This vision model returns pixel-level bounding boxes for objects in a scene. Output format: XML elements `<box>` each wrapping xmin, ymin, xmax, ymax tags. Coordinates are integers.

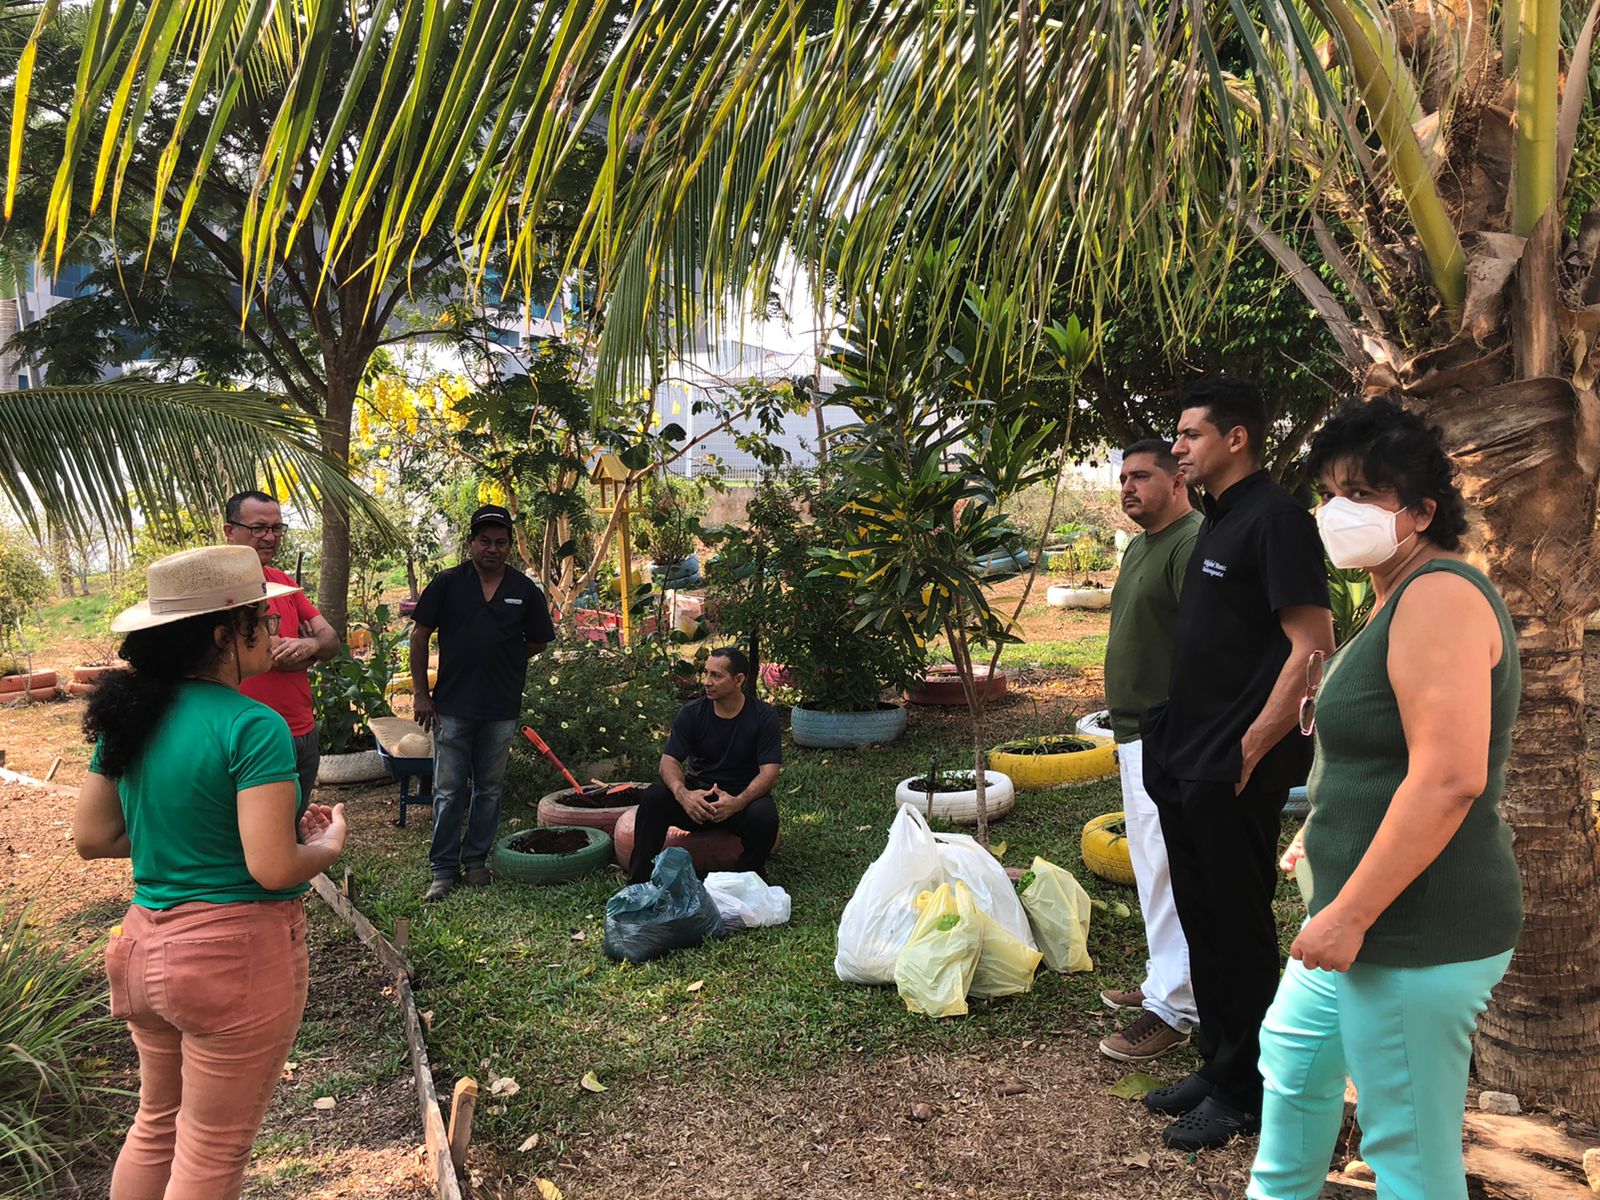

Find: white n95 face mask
<box><xmin>1315</xmin><ymin>495</ymin><xmax>1414</xmax><ymax>569</ymax></box>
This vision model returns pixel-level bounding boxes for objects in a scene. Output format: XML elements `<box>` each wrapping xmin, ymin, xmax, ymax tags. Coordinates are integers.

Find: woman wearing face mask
<box><xmin>1247</xmin><ymin>399</ymin><xmax>1521</xmax><ymax>1200</ymax></box>
<box><xmin>74</xmin><ymin>545</ymin><xmax>347</xmax><ymax>1200</ymax></box>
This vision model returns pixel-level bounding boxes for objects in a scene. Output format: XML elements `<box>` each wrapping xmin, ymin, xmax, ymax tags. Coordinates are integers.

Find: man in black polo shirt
<box><xmin>627</xmin><ymin>646</ymin><xmax>782</xmax><ymax>883</ymax></box>
<box><xmin>1139</xmin><ymin>378</ymin><xmax>1333</xmax><ymax>1150</ymax></box>
<box><xmin>410</xmin><ymin>505</ymin><xmax>556</xmax><ymax>901</ymax></box>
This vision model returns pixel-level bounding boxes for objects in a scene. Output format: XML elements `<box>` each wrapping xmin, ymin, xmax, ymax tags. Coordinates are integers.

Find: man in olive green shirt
<box><xmin>1098</xmin><ymin>439</ymin><xmax>1203</xmax><ymax>1063</ymax></box>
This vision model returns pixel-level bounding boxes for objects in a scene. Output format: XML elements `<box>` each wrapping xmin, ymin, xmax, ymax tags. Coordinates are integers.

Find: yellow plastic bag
<box><xmin>968</xmin><ymin>906</ymin><xmax>1044</xmax><ymax>999</ymax></box>
<box><xmin>1018</xmin><ymin>856</ymin><xmax>1094</xmax><ymax>973</ymax></box>
<box><xmin>893</xmin><ymin>882</ymin><xmax>982</xmax><ymax>1018</ymax></box>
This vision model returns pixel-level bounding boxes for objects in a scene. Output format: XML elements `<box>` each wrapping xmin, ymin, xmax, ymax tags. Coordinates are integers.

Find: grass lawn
<box><xmin>335</xmin><ymin>708</ymin><xmax>1308</xmax><ymax>1168</ymax></box>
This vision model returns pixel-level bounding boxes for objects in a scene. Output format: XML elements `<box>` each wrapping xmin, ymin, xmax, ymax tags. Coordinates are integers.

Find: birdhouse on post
<box><xmin>590</xmin><ymin>453</ymin><xmax>637</xmax><ymax>647</ymax></box>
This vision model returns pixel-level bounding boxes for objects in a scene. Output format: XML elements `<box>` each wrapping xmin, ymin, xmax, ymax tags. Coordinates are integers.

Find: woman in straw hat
<box><xmin>74</xmin><ymin>545</ymin><xmax>348</xmax><ymax>1200</ymax></box>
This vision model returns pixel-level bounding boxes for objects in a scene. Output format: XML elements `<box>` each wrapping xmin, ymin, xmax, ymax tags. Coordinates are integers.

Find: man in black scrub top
<box><xmin>410</xmin><ymin>505</ymin><xmax>556</xmax><ymax>901</ymax></box>
<box><xmin>1139</xmin><ymin>378</ymin><xmax>1333</xmax><ymax>1150</ymax></box>
<box><xmin>627</xmin><ymin>646</ymin><xmax>783</xmax><ymax>883</ymax></box>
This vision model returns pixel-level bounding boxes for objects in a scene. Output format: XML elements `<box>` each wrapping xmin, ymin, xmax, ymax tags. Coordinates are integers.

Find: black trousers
<box><xmin>626</xmin><ymin>776</ymin><xmax>780</xmax><ymax>884</ymax></box>
<box><xmin>1148</xmin><ymin>771</ymin><xmax>1286</xmax><ymax>1115</ymax></box>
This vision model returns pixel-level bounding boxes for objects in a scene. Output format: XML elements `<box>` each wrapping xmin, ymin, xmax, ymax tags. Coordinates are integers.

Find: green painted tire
<box><xmin>490</xmin><ymin>825</ymin><xmax>613</xmax><ymax>885</ymax></box>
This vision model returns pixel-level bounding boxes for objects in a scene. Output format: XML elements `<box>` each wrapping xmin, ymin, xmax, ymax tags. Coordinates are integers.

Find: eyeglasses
<box><xmin>1298</xmin><ymin>650</ymin><xmax>1326</xmax><ymax>737</ymax></box>
<box><xmin>262</xmin><ymin>612</ymin><xmax>282</xmax><ymax>636</ymax></box>
<box><xmin>236</xmin><ymin>523</ymin><xmax>289</xmax><ymax>539</ymax></box>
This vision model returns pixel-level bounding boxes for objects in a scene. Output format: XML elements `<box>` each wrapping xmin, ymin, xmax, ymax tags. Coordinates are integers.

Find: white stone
<box><xmin>1477</xmin><ymin>1090</ymin><xmax>1521</xmax><ymax>1115</ymax></box>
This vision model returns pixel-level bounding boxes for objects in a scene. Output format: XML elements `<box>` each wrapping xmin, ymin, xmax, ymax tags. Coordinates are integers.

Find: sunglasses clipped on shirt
<box><xmin>1298</xmin><ymin>649</ymin><xmax>1325</xmax><ymax>737</ymax></box>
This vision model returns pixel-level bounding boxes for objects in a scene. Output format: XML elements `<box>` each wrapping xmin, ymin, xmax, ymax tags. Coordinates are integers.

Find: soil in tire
<box><xmin>508</xmin><ymin>829</ymin><xmax>590</xmax><ymax>855</ymax></box>
<box><xmin>553</xmin><ymin>785</ymin><xmax>648</xmax><ymax>809</ymax></box>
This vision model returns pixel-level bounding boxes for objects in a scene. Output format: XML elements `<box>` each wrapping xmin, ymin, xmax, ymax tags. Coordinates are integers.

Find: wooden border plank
<box><xmin>309</xmin><ymin>873</ymin><xmax>461</xmax><ymax>1200</ymax></box>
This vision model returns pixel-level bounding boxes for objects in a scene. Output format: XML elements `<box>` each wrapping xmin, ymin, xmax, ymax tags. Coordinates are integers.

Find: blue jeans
<box><xmin>1248</xmin><ymin>948</ymin><xmax>1514</xmax><ymax>1200</ymax></box>
<box><xmin>427</xmin><ymin>716</ymin><xmax>516</xmax><ymax>879</ymax></box>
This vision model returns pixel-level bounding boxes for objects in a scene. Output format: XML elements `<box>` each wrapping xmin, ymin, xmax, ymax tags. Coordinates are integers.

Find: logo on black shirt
<box><xmin>1202</xmin><ymin>558</ymin><xmax>1227</xmax><ymax>578</ymax></box>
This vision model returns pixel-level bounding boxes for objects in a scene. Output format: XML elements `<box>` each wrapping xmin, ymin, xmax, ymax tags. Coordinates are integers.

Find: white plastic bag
<box><xmin>703</xmin><ymin>871</ymin><xmax>792</xmax><ymax>930</ymax></box>
<box><xmin>932</xmin><ymin>831</ymin><xmax>1037</xmax><ymax>951</ymax></box>
<box><xmin>835</xmin><ymin>806</ymin><xmax>945</xmax><ymax>983</ymax></box>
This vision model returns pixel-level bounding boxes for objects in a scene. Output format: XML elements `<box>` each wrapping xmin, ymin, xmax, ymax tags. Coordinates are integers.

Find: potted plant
<box><xmin>988</xmin><ymin>732</ymin><xmax>1119</xmax><ymax>790</ymax></box>
<box><xmin>66</xmin><ymin>633</ymin><xmax>125</xmax><ymax>697</ymax></box>
<box><xmin>311</xmin><ymin>605</ymin><xmax>404</xmax><ymax>784</ymax></box>
<box><xmin>894</xmin><ymin>766</ymin><xmax>1016</xmax><ymax>824</ymax></box>
<box><xmin>704</xmin><ymin>474</ymin><xmax>922</xmax><ymax>745</ymax></box>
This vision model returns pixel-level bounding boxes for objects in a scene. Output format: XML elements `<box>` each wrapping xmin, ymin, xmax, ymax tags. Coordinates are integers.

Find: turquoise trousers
<box><xmin>1247</xmin><ymin>948</ymin><xmax>1513</xmax><ymax>1200</ymax></box>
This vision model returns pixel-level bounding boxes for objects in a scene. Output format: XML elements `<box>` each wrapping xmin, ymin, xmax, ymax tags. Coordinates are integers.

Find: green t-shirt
<box><xmin>90</xmin><ymin>681</ymin><xmax>306</xmax><ymax>909</ymax></box>
<box><xmin>1104</xmin><ymin>510</ymin><xmax>1202</xmax><ymax>742</ymax></box>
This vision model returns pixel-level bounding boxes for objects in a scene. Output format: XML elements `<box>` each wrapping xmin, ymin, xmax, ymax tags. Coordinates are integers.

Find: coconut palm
<box><xmin>13</xmin><ymin>0</ymin><xmax>1600</xmax><ymax>1115</ymax></box>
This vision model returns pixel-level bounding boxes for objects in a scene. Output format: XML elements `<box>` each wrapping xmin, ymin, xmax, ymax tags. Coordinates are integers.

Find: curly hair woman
<box><xmin>1248</xmin><ymin>399</ymin><xmax>1521</xmax><ymax>1200</ymax></box>
<box><xmin>74</xmin><ymin>545</ymin><xmax>347</xmax><ymax>1200</ymax></box>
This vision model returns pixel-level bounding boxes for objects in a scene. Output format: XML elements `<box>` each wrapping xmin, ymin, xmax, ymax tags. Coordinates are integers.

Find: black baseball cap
<box><xmin>469</xmin><ymin>504</ymin><xmax>515</xmax><ymax>535</ymax></box>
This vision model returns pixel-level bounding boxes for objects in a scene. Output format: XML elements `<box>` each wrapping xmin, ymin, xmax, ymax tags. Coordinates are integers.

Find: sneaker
<box><xmin>1161</xmin><ymin>1094</ymin><xmax>1260</xmax><ymax>1150</ymax></box>
<box><xmin>1099</xmin><ymin>1011</ymin><xmax>1189</xmax><ymax>1062</ymax></box>
<box><xmin>463</xmin><ymin>867</ymin><xmax>493</xmax><ymax>887</ymax></box>
<box><xmin>1143</xmin><ymin>1071</ymin><xmax>1213</xmax><ymax>1116</ymax></box>
<box><xmin>423</xmin><ymin>876</ymin><xmax>456</xmax><ymax>903</ymax></box>
<box><xmin>1100</xmin><ymin>984</ymin><xmax>1145</xmax><ymax>1012</ymax></box>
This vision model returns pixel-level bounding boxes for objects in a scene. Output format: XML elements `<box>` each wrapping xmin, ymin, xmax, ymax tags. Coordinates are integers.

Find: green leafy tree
<box><xmin>0</xmin><ymin>527</ymin><xmax>50</xmax><ymax>667</ymax></box>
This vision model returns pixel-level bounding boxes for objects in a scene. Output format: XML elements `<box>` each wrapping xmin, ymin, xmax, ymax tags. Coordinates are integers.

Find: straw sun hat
<box><xmin>111</xmin><ymin>545</ymin><xmax>300</xmax><ymax>633</ymax></box>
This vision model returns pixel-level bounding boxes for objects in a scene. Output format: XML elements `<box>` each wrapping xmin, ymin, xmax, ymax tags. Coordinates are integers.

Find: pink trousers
<box><xmin>105</xmin><ymin>899</ymin><xmax>309</xmax><ymax>1200</ymax></box>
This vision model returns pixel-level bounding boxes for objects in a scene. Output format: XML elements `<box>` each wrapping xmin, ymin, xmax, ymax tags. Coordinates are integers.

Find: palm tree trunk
<box><xmin>319</xmin><ymin>370</ymin><xmax>357</xmax><ymax>638</ymax></box>
<box><xmin>1423</xmin><ymin>377</ymin><xmax>1600</xmax><ymax>1118</ymax></box>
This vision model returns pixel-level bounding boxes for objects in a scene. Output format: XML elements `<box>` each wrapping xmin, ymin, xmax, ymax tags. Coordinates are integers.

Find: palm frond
<box><xmin>0</xmin><ymin>381</ymin><xmax>392</xmax><ymax>542</ymax></box>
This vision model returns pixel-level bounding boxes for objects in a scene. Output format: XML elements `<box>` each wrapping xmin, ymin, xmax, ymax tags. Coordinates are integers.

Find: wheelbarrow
<box><xmin>368</xmin><ymin>717</ymin><xmax>435</xmax><ymax>828</ymax></box>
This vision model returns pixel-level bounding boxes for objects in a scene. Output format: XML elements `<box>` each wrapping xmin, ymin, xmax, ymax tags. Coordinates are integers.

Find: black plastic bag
<box><xmin>603</xmin><ymin>847</ymin><xmax>726</xmax><ymax>963</ymax></box>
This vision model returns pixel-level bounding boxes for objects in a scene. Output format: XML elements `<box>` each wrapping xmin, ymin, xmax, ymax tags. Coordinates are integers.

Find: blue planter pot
<box><xmin>651</xmin><ymin>554</ymin><xmax>702</xmax><ymax>591</ymax></box>
<box><xmin>977</xmin><ymin>549</ymin><xmax>1032</xmax><ymax>578</ymax></box>
<box><xmin>791</xmin><ymin>703</ymin><xmax>908</xmax><ymax>748</ymax></box>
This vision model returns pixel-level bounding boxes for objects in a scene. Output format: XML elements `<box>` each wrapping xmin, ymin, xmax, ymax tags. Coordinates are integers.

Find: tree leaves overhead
<box><xmin>0</xmin><ymin>382</ymin><xmax>392</xmax><ymax>541</ymax></box>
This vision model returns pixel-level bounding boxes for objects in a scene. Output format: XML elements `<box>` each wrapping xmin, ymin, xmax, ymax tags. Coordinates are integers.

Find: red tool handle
<box><xmin>521</xmin><ymin>726</ymin><xmax>584</xmax><ymax>792</ymax></box>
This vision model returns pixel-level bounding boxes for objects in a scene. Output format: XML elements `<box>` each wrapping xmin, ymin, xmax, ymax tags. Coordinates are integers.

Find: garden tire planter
<box><xmin>1046</xmin><ymin>585</ymin><xmax>1111</xmax><ymax>610</ymax></box>
<box><xmin>491</xmin><ymin>825</ymin><xmax>613</xmax><ymax>885</ymax></box>
<box><xmin>905</xmin><ymin>664</ymin><xmax>1008</xmax><ymax>706</ymax></box>
<box><xmin>0</xmin><ymin>670</ymin><xmax>57</xmax><ymax>695</ymax></box>
<box><xmin>1</xmin><ymin>686</ymin><xmax>57</xmax><ymax>706</ymax></box>
<box><xmin>611</xmin><ymin>805</ymin><xmax>781</xmax><ymax>875</ymax></box>
<box><xmin>1081</xmin><ymin>812</ymin><xmax>1137</xmax><ymax>886</ymax></box>
<box><xmin>317</xmin><ymin>749</ymin><xmax>389</xmax><ymax>785</ymax></box>
<box><xmin>791</xmin><ymin>702</ymin><xmax>908</xmax><ymax>748</ymax></box>
<box><xmin>977</xmin><ymin>549</ymin><xmax>1031</xmax><ymax>577</ymax></box>
<box><xmin>536</xmin><ymin>784</ymin><xmax>648</xmax><ymax>836</ymax></box>
<box><xmin>1075</xmin><ymin>710</ymin><xmax>1115</xmax><ymax>740</ymax></box>
<box><xmin>1285</xmin><ymin>786</ymin><xmax>1310</xmax><ymax>818</ymax></box>
<box><xmin>893</xmin><ymin>770</ymin><xmax>1015</xmax><ymax>824</ymax></box>
<box><xmin>988</xmin><ymin>734</ymin><xmax>1118</xmax><ymax>790</ymax></box>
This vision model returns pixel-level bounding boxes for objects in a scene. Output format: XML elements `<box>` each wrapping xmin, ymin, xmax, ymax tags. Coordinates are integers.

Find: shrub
<box><xmin>0</xmin><ymin>903</ymin><xmax>124</xmax><ymax>1196</ymax></box>
<box><xmin>520</xmin><ymin>640</ymin><xmax>695</xmax><ymax>783</ymax></box>
<box><xmin>310</xmin><ymin>604</ymin><xmax>403</xmax><ymax>754</ymax></box>
<box><xmin>0</xmin><ymin>530</ymin><xmax>53</xmax><ymax>664</ymax></box>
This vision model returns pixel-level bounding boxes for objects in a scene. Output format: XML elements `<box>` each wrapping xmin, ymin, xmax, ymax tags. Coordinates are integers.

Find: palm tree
<box><xmin>13</xmin><ymin>0</ymin><xmax>1600</xmax><ymax>1115</ymax></box>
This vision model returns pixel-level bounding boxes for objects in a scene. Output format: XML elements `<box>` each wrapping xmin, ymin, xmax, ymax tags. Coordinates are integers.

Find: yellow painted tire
<box><xmin>385</xmin><ymin>669</ymin><xmax>438</xmax><ymax>698</ymax></box>
<box><xmin>987</xmin><ymin>734</ymin><xmax>1118</xmax><ymax>791</ymax></box>
<box><xmin>1081</xmin><ymin>811</ymin><xmax>1137</xmax><ymax>887</ymax></box>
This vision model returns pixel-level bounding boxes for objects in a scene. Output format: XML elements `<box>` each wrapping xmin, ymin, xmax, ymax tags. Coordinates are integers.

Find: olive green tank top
<box><xmin>1302</xmin><ymin>558</ymin><xmax>1522</xmax><ymax>967</ymax></box>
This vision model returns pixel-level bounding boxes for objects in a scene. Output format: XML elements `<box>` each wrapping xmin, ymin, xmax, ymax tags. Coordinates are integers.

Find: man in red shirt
<box><xmin>223</xmin><ymin>491</ymin><xmax>341</xmax><ymax>812</ymax></box>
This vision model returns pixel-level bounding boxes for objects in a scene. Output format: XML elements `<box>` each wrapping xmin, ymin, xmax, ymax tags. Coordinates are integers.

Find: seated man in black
<box><xmin>627</xmin><ymin>646</ymin><xmax>782</xmax><ymax>883</ymax></box>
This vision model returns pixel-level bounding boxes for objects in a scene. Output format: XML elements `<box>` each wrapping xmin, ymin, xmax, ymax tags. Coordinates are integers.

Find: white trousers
<box><xmin>1119</xmin><ymin>738</ymin><xmax>1198</xmax><ymax>1030</ymax></box>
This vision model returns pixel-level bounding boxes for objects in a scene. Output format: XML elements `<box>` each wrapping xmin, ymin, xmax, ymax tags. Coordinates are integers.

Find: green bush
<box><xmin>310</xmin><ymin>604</ymin><xmax>402</xmax><ymax>754</ymax></box>
<box><xmin>0</xmin><ymin>903</ymin><xmax>124</xmax><ymax>1196</ymax></box>
<box><xmin>520</xmin><ymin>640</ymin><xmax>693</xmax><ymax>782</ymax></box>
<box><xmin>0</xmin><ymin>531</ymin><xmax>52</xmax><ymax>667</ymax></box>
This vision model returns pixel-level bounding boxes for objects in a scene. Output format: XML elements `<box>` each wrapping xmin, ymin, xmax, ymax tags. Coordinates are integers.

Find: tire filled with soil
<box><xmin>987</xmin><ymin>734</ymin><xmax>1118</xmax><ymax>790</ymax></box>
<box><xmin>490</xmin><ymin>824</ymin><xmax>613</xmax><ymax>885</ymax></box>
<box><xmin>535</xmin><ymin>783</ymin><xmax>648</xmax><ymax>835</ymax></box>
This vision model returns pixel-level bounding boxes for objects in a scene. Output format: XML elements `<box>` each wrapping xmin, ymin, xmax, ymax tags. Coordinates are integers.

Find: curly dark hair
<box><xmin>85</xmin><ymin>606</ymin><xmax>267</xmax><ymax>778</ymax></box>
<box><xmin>1305</xmin><ymin>397</ymin><xmax>1469</xmax><ymax>551</ymax></box>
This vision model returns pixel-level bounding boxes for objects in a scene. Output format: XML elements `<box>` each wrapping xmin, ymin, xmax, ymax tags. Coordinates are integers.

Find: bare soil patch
<box><xmin>480</xmin><ymin>1037</ymin><xmax>1252</xmax><ymax>1200</ymax></box>
<box><xmin>508</xmin><ymin>828</ymin><xmax>589</xmax><ymax>855</ymax></box>
<box><xmin>0</xmin><ymin>691</ymin><xmax>94</xmax><ymax>786</ymax></box>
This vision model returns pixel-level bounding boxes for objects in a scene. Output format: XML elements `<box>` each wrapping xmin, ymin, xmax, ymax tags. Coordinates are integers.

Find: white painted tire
<box><xmin>317</xmin><ymin>749</ymin><xmax>389</xmax><ymax>785</ymax></box>
<box><xmin>1076</xmin><ymin>710</ymin><xmax>1115</xmax><ymax>740</ymax></box>
<box><xmin>1047</xmin><ymin>585</ymin><xmax>1110</xmax><ymax>610</ymax></box>
<box><xmin>894</xmin><ymin>771</ymin><xmax>1016</xmax><ymax>824</ymax></box>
